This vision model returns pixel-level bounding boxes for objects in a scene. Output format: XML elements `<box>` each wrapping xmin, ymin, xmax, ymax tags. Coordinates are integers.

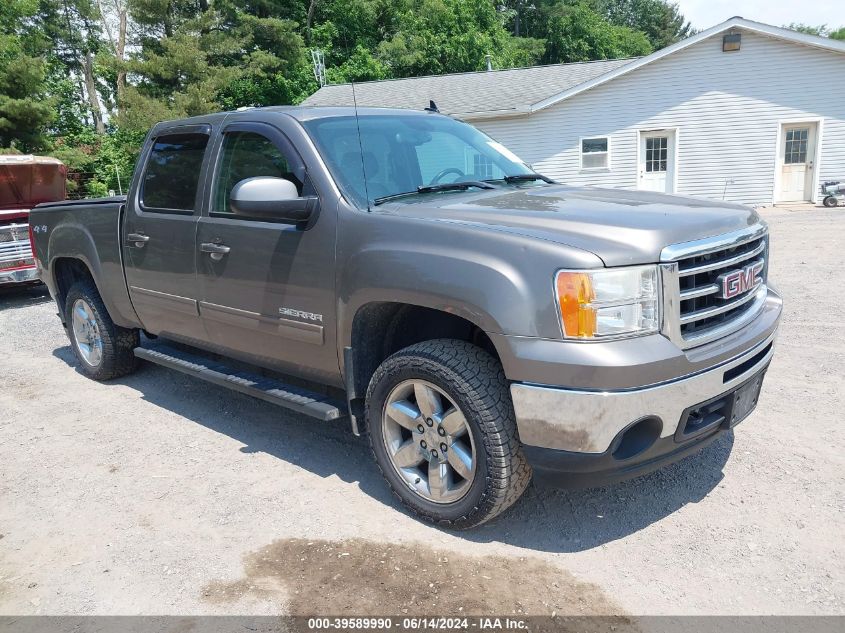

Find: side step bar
<box><xmin>134</xmin><ymin>343</ymin><xmax>344</xmax><ymax>422</ymax></box>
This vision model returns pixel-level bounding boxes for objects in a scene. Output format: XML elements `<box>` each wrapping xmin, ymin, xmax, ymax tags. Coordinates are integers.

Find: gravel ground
<box><xmin>0</xmin><ymin>206</ymin><xmax>843</xmax><ymax>616</ymax></box>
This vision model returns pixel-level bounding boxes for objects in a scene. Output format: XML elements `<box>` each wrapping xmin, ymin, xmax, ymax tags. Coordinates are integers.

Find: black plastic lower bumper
<box><xmin>524</xmin><ymin>426</ymin><xmax>728</xmax><ymax>489</ymax></box>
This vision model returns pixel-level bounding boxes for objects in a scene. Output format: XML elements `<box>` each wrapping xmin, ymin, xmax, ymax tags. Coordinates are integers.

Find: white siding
<box><xmin>476</xmin><ymin>29</ymin><xmax>845</xmax><ymax>205</ymax></box>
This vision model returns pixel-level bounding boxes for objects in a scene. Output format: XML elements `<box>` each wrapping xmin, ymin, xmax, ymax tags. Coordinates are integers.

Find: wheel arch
<box><xmin>52</xmin><ymin>257</ymin><xmax>97</xmax><ymax>321</ymax></box>
<box><xmin>45</xmin><ymin>222</ymin><xmax>140</xmax><ymax>329</ymax></box>
<box><xmin>343</xmin><ymin>301</ymin><xmax>503</xmax><ymax>435</ymax></box>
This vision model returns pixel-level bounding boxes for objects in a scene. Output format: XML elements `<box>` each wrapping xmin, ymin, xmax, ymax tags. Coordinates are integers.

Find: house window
<box><xmin>645</xmin><ymin>136</ymin><xmax>668</xmax><ymax>172</ymax></box>
<box><xmin>462</xmin><ymin>147</ymin><xmax>497</xmax><ymax>179</ymax></box>
<box><xmin>473</xmin><ymin>153</ymin><xmax>494</xmax><ymax>179</ymax></box>
<box><xmin>581</xmin><ymin>137</ymin><xmax>609</xmax><ymax>170</ymax></box>
<box><xmin>784</xmin><ymin>127</ymin><xmax>809</xmax><ymax>164</ymax></box>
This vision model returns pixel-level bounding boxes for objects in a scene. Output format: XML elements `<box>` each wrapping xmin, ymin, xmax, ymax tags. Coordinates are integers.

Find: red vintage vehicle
<box><xmin>0</xmin><ymin>155</ymin><xmax>66</xmax><ymax>285</ymax></box>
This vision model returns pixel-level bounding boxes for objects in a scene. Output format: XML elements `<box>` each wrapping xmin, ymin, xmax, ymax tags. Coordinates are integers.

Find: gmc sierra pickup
<box><xmin>30</xmin><ymin>106</ymin><xmax>782</xmax><ymax>528</ymax></box>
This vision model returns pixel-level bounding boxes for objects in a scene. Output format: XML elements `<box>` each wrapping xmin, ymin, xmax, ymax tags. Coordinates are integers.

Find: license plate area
<box><xmin>729</xmin><ymin>368</ymin><xmax>766</xmax><ymax>427</ymax></box>
<box><xmin>675</xmin><ymin>366</ymin><xmax>768</xmax><ymax>442</ymax></box>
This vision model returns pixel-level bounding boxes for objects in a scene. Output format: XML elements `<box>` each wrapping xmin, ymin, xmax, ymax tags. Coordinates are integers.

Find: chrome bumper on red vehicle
<box><xmin>0</xmin><ymin>221</ymin><xmax>39</xmax><ymax>285</ymax></box>
<box><xmin>0</xmin><ymin>265</ymin><xmax>39</xmax><ymax>285</ymax></box>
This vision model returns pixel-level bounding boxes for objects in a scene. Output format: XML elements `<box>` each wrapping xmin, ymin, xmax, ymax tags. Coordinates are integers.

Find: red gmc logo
<box><xmin>717</xmin><ymin>261</ymin><xmax>764</xmax><ymax>300</ymax></box>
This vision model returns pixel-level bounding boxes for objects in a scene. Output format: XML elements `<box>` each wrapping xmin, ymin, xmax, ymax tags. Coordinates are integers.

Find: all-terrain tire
<box><xmin>823</xmin><ymin>196</ymin><xmax>838</xmax><ymax>208</ymax></box>
<box><xmin>65</xmin><ymin>280</ymin><xmax>140</xmax><ymax>381</ymax></box>
<box><xmin>366</xmin><ymin>339</ymin><xmax>532</xmax><ymax>529</ymax></box>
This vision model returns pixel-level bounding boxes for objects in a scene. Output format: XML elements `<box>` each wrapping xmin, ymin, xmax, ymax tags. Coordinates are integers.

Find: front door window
<box><xmin>212</xmin><ymin>131</ymin><xmax>301</xmax><ymax>214</ymax></box>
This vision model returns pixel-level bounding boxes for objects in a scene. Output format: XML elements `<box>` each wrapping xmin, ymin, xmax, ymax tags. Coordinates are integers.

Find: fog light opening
<box><xmin>611</xmin><ymin>416</ymin><xmax>662</xmax><ymax>461</ymax></box>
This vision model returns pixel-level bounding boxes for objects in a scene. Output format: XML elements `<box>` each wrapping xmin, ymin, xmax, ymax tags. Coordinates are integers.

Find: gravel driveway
<box><xmin>0</xmin><ymin>206</ymin><xmax>843</xmax><ymax>616</ymax></box>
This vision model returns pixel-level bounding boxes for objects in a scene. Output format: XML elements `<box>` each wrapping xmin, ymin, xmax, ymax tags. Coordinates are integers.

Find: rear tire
<box><xmin>65</xmin><ymin>280</ymin><xmax>139</xmax><ymax>381</ymax></box>
<box><xmin>823</xmin><ymin>196</ymin><xmax>838</xmax><ymax>208</ymax></box>
<box><xmin>366</xmin><ymin>339</ymin><xmax>531</xmax><ymax>529</ymax></box>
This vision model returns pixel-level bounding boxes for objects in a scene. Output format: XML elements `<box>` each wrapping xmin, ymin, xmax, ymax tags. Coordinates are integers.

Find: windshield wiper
<box><xmin>417</xmin><ymin>180</ymin><xmax>495</xmax><ymax>194</ymax></box>
<box><xmin>487</xmin><ymin>173</ymin><xmax>555</xmax><ymax>184</ymax></box>
<box><xmin>373</xmin><ymin>181</ymin><xmax>494</xmax><ymax>206</ymax></box>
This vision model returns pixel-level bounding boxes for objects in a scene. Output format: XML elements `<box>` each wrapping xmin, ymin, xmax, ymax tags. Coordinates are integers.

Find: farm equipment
<box><xmin>821</xmin><ymin>180</ymin><xmax>845</xmax><ymax>208</ymax></box>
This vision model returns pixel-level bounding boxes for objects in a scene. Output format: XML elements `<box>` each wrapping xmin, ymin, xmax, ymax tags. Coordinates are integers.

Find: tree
<box><xmin>120</xmin><ymin>1</ymin><xmax>310</xmax><ymax>129</ymax></box>
<box><xmin>599</xmin><ymin>0</ymin><xmax>691</xmax><ymax>49</ymax></box>
<box><xmin>34</xmin><ymin>0</ymin><xmax>108</xmax><ymax>133</ymax></box>
<box><xmin>377</xmin><ymin>0</ymin><xmax>543</xmax><ymax>77</ymax></box>
<box><xmin>96</xmin><ymin>0</ymin><xmax>129</xmax><ymax>108</ymax></box>
<box><xmin>0</xmin><ymin>0</ymin><xmax>55</xmax><ymax>150</ymax></box>
<box><xmin>326</xmin><ymin>44</ymin><xmax>389</xmax><ymax>83</ymax></box>
<box><xmin>542</xmin><ymin>2</ymin><xmax>652</xmax><ymax>64</ymax></box>
<box><xmin>785</xmin><ymin>23</ymin><xmax>826</xmax><ymax>36</ymax></box>
<box><xmin>3</xmin><ymin>0</ymin><xmax>673</xmax><ymax>197</ymax></box>
<box><xmin>498</xmin><ymin>0</ymin><xmax>546</xmax><ymax>38</ymax></box>
<box><xmin>785</xmin><ymin>23</ymin><xmax>845</xmax><ymax>40</ymax></box>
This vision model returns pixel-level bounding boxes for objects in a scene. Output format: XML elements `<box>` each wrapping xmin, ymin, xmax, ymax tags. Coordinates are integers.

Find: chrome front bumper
<box><xmin>0</xmin><ymin>266</ymin><xmax>39</xmax><ymax>285</ymax></box>
<box><xmin>511</xmin><ymin>329</ymin><xmax>777</xmax><ymax>454</ymax></box>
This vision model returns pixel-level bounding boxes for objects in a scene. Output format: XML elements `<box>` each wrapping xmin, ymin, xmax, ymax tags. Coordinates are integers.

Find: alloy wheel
<box><xmin>381</xmin><ymin>379</ymin><xmax>477</xmax><ymax>504</ymax></box>
<box><xmin>71</xmin><ymin>298</ymin><xmax>104</xmax><ymax>367</ymax></box>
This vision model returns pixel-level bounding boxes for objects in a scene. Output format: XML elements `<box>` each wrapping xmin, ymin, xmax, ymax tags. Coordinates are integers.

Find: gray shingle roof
<box><xmin>301</xmin><ymin>58</ymin><xmax>638</xmax><ymax>118</ymax></box>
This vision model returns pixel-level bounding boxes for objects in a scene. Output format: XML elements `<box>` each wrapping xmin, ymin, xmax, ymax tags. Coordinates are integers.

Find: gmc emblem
<box><xmin>717</xmin><ymin>261</ymin><xmax>764</xmax><ymax>300</ymax></box>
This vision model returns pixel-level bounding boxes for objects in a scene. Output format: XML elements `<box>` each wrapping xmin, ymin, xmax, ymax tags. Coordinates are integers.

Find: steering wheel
<box><xmin>429</xmin><ymin>167</ymin><xmax>466</xmax><ymax>185</ymax></box>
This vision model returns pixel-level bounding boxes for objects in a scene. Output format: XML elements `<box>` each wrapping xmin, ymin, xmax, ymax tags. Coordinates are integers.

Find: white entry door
<box><xmin>638</xmin><ymin>131</ymin><xmax>676</xmax><ymax>193</ymax></box>
<box><xmin>777</xmin><ymin>123</ymin><xmax>817</xmax><ymax>202</ymax></box>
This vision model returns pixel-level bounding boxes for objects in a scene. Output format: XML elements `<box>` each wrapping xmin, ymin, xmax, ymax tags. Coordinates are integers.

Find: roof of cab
<box><xmin>262</xmin><ymin>105</ymin><xmax>438</xmax><ymax>121</ymax></box>
<box><xmin>152</xmin><ymin>105</ymin><xmax>438</xmax><ymax>131</ymax></box>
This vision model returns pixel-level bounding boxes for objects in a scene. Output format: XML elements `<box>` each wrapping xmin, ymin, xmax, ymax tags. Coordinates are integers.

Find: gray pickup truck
<box><xmin>30</xmin><ymin>106</ymin><xmax>782</xmax><ymax>528</ymax></box>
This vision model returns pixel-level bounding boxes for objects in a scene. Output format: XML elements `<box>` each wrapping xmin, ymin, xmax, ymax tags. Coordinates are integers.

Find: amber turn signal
<box><xmin>556</xmin><ymin>272</ymin><xmax>597</xmax><ymax>338</ymax></box>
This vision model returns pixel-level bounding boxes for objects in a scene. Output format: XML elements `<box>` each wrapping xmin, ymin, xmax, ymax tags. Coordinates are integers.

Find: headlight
<box><xmin>555</xmin><ymin>265</ymin><xmax>659</xmax><ymax>339</ymax></box>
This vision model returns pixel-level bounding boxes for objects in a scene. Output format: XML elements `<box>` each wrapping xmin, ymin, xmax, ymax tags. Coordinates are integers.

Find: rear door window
<box><xmin>141</xmin><ymin>133</ymin><xmax>209</xmax><ymax>212</ymax></box>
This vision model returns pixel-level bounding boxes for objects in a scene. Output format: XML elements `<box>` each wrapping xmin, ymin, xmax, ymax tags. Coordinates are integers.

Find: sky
<box><xmin>677</xmin><ymin>0</ymin><xmax>843</xmax><ymax>31</ymax></box>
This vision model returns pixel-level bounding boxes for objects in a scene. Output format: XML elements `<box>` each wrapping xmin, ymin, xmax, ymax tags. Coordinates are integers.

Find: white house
<box><xmin>302</xmin><ymin>17</ymin><xmax>845</xmax><ymax>206</ymax></box>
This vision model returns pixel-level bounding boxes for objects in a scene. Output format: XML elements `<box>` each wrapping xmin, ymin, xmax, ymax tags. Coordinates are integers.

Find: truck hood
<box><xmin>386</xmin><ymin>184</ymin><xmax>761</xmax><ymax>266</ymax></box>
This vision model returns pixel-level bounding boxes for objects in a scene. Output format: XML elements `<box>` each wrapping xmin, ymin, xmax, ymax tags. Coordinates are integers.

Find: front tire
<box><xmin>65</xmin><ymin>280</ymin><xmax>139</xmax><ymax>381</ymax></box>
<box><xmin>366</xmin><ymin>339</ymin><xmax>531</xmax><ymax>529</ymax></box>
<box><xmin>823</xmin><ymin>196</ymin><xmax>838</xmax><ymax>208</ymax></box>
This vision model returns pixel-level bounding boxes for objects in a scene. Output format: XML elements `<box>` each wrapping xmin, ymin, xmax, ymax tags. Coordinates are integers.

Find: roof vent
<box><xmin>723</xmin><ymin>32</ymin><xmax>741</xmax><ymax>52</ymax></box>
<box><xmin>485</xmin><ymin>54</ymin><xmax>493</xmax><ymax>71</ymax></box>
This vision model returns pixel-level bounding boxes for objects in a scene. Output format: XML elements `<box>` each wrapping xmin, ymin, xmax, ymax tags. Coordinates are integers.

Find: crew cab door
<box><xmin>196</xmin><ymin>120</ymin><xmax>339</xmax><ymax>384</ymax></box>
<box><xmin>123</xmin><ymin>125</ymin><xmax>212</xmax><ymax>343</ymax></box>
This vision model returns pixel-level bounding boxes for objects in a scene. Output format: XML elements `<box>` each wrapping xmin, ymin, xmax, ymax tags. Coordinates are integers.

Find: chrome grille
<box><xmin>661</xmin><ymin>225</ymin><xmax>769</xmax><ymax>349</ymax></box>
<box><xmin>0</xmin><ymin>223</ymin><xmax>35</xmax><ymax>270</ymax></box>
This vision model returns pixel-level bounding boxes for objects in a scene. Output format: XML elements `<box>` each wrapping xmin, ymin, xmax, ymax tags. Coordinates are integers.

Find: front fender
<box><xmin>337</xmin><ymin>210</ymin><xmax>604</xmax><ymax>348</ymax></box>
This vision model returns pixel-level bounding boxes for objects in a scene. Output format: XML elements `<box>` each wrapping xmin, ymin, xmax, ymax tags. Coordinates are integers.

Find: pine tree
<box><xmin>0</xmin><ymin>0</ymin><xmax>55</xmax><ymax>150</ymax></box>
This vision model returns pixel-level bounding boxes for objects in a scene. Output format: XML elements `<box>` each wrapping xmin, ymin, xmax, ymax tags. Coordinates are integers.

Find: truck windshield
<box><xmin>302</xmin><ymin>113</ymin><xmax>535</xmax><ymax>208</ymax></box>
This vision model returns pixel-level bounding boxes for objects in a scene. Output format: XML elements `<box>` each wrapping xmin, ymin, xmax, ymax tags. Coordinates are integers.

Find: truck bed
<box><xmin>34</xmin><ymin>195</ymin><xmax>127</xmax><ymax>210</ymax></box>
<box><xmin>30</xmin><ymin>196</ymin><xmax>140</xmax><ymax>329</ymax></box>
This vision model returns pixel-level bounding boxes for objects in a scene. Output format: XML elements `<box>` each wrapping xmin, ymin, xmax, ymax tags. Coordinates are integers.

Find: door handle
<box><xmin>200</xmin><ymin>242</ymin><xmax>231</xmax><ymax>261</ymax></box>
<box><xmin>126</xmin><ymin>232</ymin><xmax>150</xmax><ymax>248</ymax></box>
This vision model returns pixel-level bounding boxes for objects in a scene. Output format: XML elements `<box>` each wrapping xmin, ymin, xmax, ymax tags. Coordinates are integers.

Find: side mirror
<box><xmin>229</xmin><ymin>176</ymin><xmax>317</xmax><ymax>223</ymax></box>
